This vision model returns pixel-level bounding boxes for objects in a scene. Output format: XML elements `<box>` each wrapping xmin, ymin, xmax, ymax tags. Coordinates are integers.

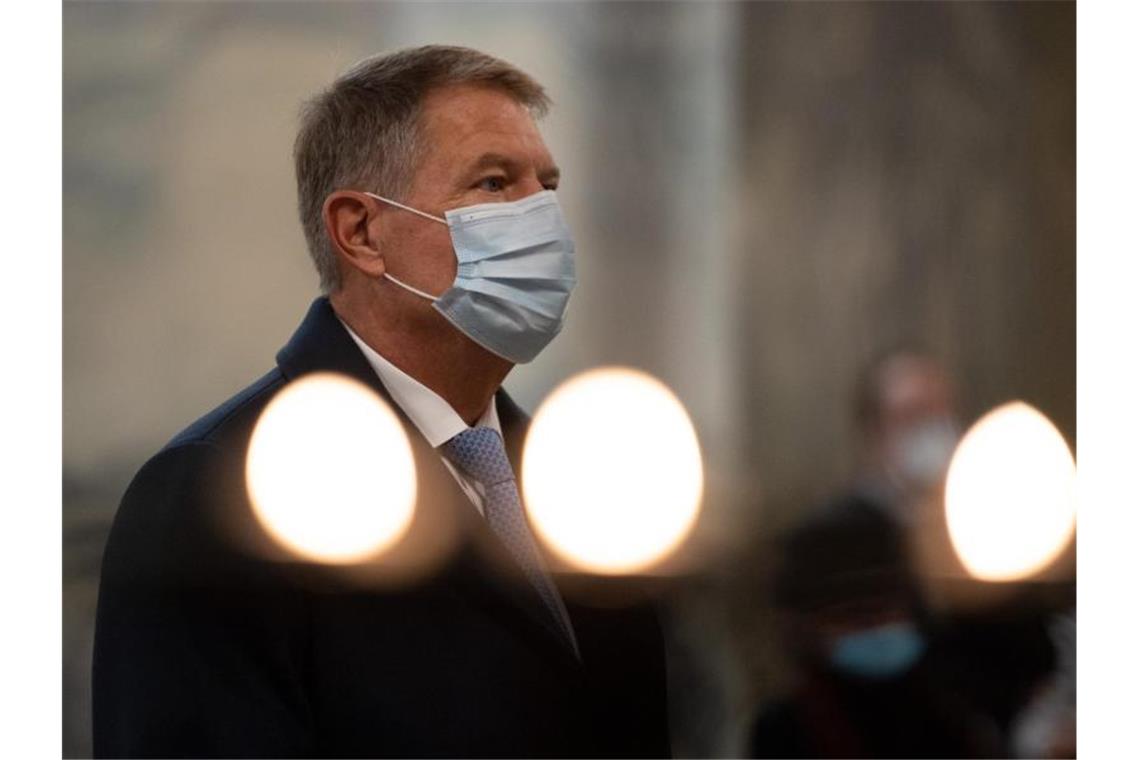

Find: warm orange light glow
<box><xmin>245</xmin><ymin>373</ymin><xmax>417</xmax><ymax>564</ymax></box>
<box><xmin>522</xmin><ymin>367</ymin><xmax>703</xmax><ymax>574</ymax></box>
<box><xmin>944</xmin><ymin>401</ymin><xmax>1076</xmax><ymax>581</ymax></box>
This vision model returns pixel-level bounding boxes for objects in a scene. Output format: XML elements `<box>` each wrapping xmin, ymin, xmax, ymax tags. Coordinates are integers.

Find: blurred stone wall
<box><xmin>724</xmin><ymin>1</ymin><xmax>1075</xmax><ymax>743</ymax></box>
<box><xmin>736</xmin><ymin>0</ymin><xmax>1075</xmax><ymax>524</ymax></box>
<box><xmin>63</xmin><ymin>2</ymin><xmax>1073</xmax><ymax>757</ymax></box>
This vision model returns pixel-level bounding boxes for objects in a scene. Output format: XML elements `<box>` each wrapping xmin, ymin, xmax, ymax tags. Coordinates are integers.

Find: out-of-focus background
<box><xmin>64</xmin><ymin>1</ymin><xmax>1074</xmax><ymax>757</ymax></box>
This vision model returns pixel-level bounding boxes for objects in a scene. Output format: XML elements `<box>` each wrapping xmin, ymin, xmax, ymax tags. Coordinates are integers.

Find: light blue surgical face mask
<box><xmin>364</xmin><ymin>189</ymin><xmax>576</xmax><ymax>364</ymax></box>
<box><xmin>887</xmin><ymin>416</ymin><xmax>960</xmax><ymax>491</ymax></box>
<box><xmin>828</xmin><ymin>621</ymin><xmax>926</xmax><ymax>680</ymax></box>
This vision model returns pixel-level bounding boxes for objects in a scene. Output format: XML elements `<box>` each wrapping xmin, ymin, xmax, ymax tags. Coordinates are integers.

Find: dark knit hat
<box><xmin>773</xmin><ymin>493</ymin><xmax>918</xmax><ymax>612</ymax></box>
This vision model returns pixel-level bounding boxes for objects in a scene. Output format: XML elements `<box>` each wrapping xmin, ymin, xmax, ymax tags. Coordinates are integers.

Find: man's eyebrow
<box><xmin>465</xmin><ymin>152</ymin><xmax>561</xmax><ymax>184</ymax></box>
<box><xmin>466</xmin><ymin>152</ymin><xmax>515</xmax><ymax>174</ymax></box>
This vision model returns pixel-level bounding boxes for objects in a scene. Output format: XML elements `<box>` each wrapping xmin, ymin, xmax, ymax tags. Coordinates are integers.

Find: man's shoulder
<box><xmin>164</xmin><ymin>368</ymin><xmax>286</xmax><ymax>454</ymax></box>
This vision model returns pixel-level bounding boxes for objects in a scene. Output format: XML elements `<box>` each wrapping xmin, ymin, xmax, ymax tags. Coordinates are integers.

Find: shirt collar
<box><xmin>338</xmin><ymin>318</ymin><xmax>500</xmax><ymax>448</ymax></box>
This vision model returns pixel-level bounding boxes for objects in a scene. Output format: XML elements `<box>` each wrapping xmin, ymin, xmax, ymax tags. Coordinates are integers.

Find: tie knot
<box><xmin>441</xmin><ymin>426</ymin><xmax>516</xmax><ymax>487</ymax></box>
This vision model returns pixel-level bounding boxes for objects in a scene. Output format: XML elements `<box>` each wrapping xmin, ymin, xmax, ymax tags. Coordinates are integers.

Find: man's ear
<box><xmin>323</xmin><ymin>190</ymin><xmax>385</xmax><ymax>279</ymax></box>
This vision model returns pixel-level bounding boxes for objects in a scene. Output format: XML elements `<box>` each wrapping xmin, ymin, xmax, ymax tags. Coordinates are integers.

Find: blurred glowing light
<box><xmin>246</xmin><ymin>373</ymin><xmax>416</xmax><ymax>563</ymax></box>
<box><xmin>944</xmin><ymin>401</ymin><xmax>1076</xmax><ymax>581</ymax></box>
<box><xmin>522</xmin><ymin>367</ymin><xmax>703</xmax><ymax>574</ymax></box>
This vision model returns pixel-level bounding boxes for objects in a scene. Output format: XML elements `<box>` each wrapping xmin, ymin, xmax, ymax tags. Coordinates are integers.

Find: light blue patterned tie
<box><xmin>441</xmin><ymin>426</ymin><xmax>580</xmax><ymax>659</ymax></box>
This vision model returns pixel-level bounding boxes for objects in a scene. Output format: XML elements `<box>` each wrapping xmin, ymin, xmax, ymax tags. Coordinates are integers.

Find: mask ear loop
<box><xmin>362</xmin><ymin>191</ymin><xmax>448</xmax><ymax>301</ymax></box>
<box><xmin>363</xmin><ymin>192</ymin><xmax>447</xmax><ymax>224</ymax></box>
<box><xmin>383</xmin><ymin>272</ymin><xmax>439</xmax><ymax>302</ymax></box>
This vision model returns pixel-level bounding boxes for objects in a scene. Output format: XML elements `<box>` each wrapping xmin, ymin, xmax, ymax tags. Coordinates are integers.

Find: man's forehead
<box><xmin>418</xmin><ymin>84</ymin><xmax>555</xmax><ymax>165</ymax></box>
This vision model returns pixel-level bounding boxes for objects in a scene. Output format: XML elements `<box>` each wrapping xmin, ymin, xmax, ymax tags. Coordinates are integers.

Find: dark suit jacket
<box><xmin>93</xmin><ymin>297</ymin><xmax>671</xmax><ymax>758</ymax></box>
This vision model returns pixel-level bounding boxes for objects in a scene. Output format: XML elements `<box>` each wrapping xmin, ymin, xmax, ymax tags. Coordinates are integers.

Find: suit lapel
<box><xmin>275</xmin><ymin>298</ymin><xmax>581</xmax><ymax>667</ymax></box>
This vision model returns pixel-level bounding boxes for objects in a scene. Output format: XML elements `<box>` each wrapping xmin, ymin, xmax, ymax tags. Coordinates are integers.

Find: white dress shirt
<box><xmin>339</xmin><ymin>319</ymin><xmax>501</xmax><ymax>516</ymax></box>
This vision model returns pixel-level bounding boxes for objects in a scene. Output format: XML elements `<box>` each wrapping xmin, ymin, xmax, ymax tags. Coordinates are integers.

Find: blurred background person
<box><xmin>760</xmin><ymin>346</ymin><xmax>1072</xmax><ymax>757</ymax></box>
<box><xmin>748</xmin><ymin>495</ymin><xmax>1003</xmax><ymax>758</ymax></box>
<box><xmin>848</xmin><ymin>348</ymin><xmax>970</xmax><ymax>613</ymax></box>
<box><xmin>852</xmin><ymin>347</ymin><xmax>960</xmax><ymax>528</ymax></box>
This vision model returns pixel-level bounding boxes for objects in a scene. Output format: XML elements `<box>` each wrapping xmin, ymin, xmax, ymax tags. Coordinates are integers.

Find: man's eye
<box><xmin>477</xmin><ymin>176</ymin><xmax>506</xmax><ymax>192</ymax></box>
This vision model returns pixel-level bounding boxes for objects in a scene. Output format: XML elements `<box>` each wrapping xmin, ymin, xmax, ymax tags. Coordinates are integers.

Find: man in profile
<box><xmin>93</xmin><ymin>45</ymin><xmax>669</xmax><ymax>758</ymax></box>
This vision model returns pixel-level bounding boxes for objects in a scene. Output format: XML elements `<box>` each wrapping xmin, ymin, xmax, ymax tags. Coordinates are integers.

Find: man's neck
<box><xmin>330</xmin><ymin>290</ymin><xmax>512</xmax><ymax>425</ymax></box>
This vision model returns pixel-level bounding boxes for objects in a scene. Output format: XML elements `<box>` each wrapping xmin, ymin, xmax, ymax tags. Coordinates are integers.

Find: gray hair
<box><xmin>293</xmin><ymin>45</ymin><xmax>551</xmax><ymax>293</ymax></box>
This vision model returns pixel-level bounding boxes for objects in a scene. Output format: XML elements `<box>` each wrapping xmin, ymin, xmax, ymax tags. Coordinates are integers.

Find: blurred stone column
<box><xmin>572</xmin><ymin>3</ymin><xmax>749</xmax><ymax>755</ymax></box>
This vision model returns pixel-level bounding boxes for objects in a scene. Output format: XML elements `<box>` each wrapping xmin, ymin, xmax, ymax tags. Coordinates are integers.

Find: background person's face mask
<box><xmin>827</xmin><ymin>620</ymin><xmax>927</xmax><ymax>680</ymax></box>
<box><xmin>886</xmin><ymin>416</ymin><xmax>960</xmax><ymax>490</ymax></box>
<box><xmin>364</xmin><ymin>189</ymin><xmax>576</xmax><ymax>364</ymax></box>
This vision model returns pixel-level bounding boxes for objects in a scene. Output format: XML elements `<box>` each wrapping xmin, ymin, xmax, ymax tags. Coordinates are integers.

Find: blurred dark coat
<box><xmin>747</xmin><ymin>660</ymin><xmax>1001</xmax><ymax>759</ymax></box>
<box><xmin>93</xmin><ymin>297</ymin><xmax>670</xmax><ymax>759</ymax></box>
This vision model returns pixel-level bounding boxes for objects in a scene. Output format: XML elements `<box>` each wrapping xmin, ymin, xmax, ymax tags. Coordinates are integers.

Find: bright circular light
<box><xmin>522</xmin><ymin>367</ymin><xmax>703</xmax><ymax>574</ymax></box>
<box><xmin>246</xmin><ymin>373</ymin><xmax>417</xmax><ymax>563</ymax></box>
<box><xmin>944</xmin><ymin>401</ymin><xmax>1076</xmax><ymax>581</ymax></box>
